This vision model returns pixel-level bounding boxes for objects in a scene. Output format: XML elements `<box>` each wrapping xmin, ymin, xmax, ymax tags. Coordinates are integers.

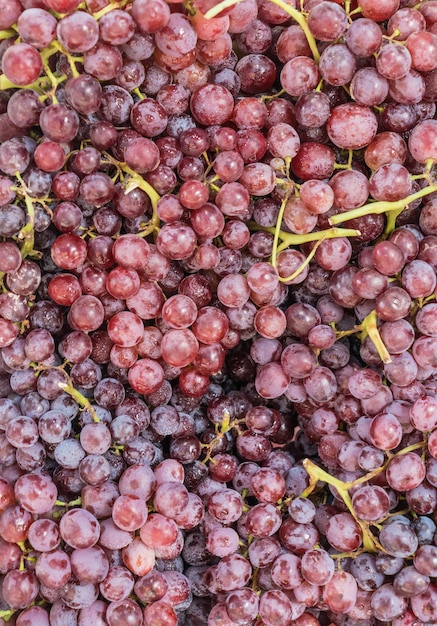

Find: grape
<box><xmin>280</xmin><ymin>57</ymin><xmax>319</xmax><ymax>98</ymax></box>
<box><xmin>0</xmin><ymin>139</ymin><xmax>31</xmax><ymax>176</ymax></box>
<box><xmin>291</xmin><ymin>141</ymin><xmax>335</xmax><ymax>180</ymax></box>
<box><xmin>235</xmin><ymin>53</ymin><xmax>276</xmax><ymax>95</ymax></box>
<box><xmin>57</xmin><ymin>11</ymin><xmax>99</xmax><ymax>53</ymax></box>
<box><xmin>2</xmin><ymin>43</ymin><xmax>42</xmax><ymax>86</ymax></box>
<box><xmin>83</xmin><ymin>43</ymin><xmax>123</xmax><ymax>81</ymax></box>
<box><xmin>308</xmin><ymin>2</ymin><xmax>347</xmax><ymax>41</ymax></box>
<box><xmin>59</xmin><ymin>508</ymin><xmax>100</xmax><ymax>549</ymax></box>
<box><xmin>36</xmin><ymin>549</ymin><xmax>72</xmax><ymax>589</ymax></box>
<box><xmin>410</xmin><ymin>584</ymin><xmax>437</xmax><ymax>622</ymax></box>
<box><xmin>190</xmin><ymin>84</ymin><xmax>234</xmax><ymax>125</ymax></box>
<box><xmin>15</xmin><ymin>473</ymin><xmax>57</xmax><ymax>514</ymax></box>
<box><xmin>99</xmin><ymin>9</ymin><xmax>135</xmax><ymax>45</ymax></box>
<box><xmin>352</xmin><ymin>485</ymin><xmax>391</xmax><ymax>521</ymax></box>
<box><xmin>258</xmin><ymin>589</ymin><xmax>292</xmax><ymax>625</ymax></box>
<box><xmin>371</xmin><ymin>583</ymin><xmax>408</xmax><ymax>620</ymax></box>
<box><xmin>345</xmin><ymin>17</ymin><xmax>383</xmax><ymax>56</ymax></box>
<box><xmin>320</xmin><ymin>44</ymin><xmax>357</xmax><ymax>88</ymax></box>
<box><xmin>39</xmin><ymin>104</ymin><xmax>80</xmax><ymax>144</ymax></box>
<box><xmin>327</xmin><ymin>103</ymin><xmax>378</xmax><ymax>149</ymax></box>
<box><xmin>2</xmin><ymin>569</ymin><xmax>39</xmax><ymax>609</ymax></box>
<box><xmin>156</xmin><ymin>13</ymin><xmax>197</xmax><ymax>59</ymax></box>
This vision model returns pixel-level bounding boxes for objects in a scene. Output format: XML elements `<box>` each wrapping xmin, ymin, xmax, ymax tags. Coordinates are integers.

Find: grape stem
<box><xmin>302</xmin><ymin>459</ymin><xmax>382</xmax><ymax>553</ymax></box>
<box><xmin>0</xmin><ymin>29</ymin><xmax>16</xmax><ymax>40</ymax></box>
<box><xmin>43</xmin><ymin>39</ymin><xmax>80</xmax><ymax>79</ymax></box>
<box><xmin>271</xmin><ymin>191</ymin><xmax>291</xmax><ymax>268</ymax></box>
<box><xmin>278</xmin><ymin>226</ymin><xmax>361</xmax><ymax>254</ymax></box>
<box><xmin>204</xmin><ymin>0</ymin><xmax>320</xmax><ymax>61</ymax></box>
<box><xmin>14</xmin><ymin>172</ymin><xmax>38</xmax><ymax>261</ymax></box>
<box><xmin>58</xmin><ymin>381</ymin><xmax>101</xmax><ymax>423</ymax></box>
<box><xmin>203</xmin><ymin>0</ymin><xmax>242</xmax><ymax>17</ymax></box>
<box><xmin>121</xmin><ymin>169</ymin><xmax>160</xmax><ymax>235</ymax></box>
<box><xmin>301</xmin><ymin>439</ymin><xmax>426</xmax><ymax>553</ymax></box>
<box><xmin>360</xmin><ymin>309</ymin><xmax>391</xmax><ymax>364</ymax></box>
<box><xmin>55</xmin><ymin>497</ymin><xmax>82</xmax><ymax>507</ymax></box>
<box><xmin>101</xmin><ymin>153</ymin><xmax>161</xmax><ymax>235</ymax></box>
<box><xmin>262</xmin><ymin>0</ymin><xmax>320</xmax><ymax>62</ymax></box>
<box><xmin>277</xmin><ymin>235</ymin><xmax>327</xmax><ymax>283</ymax></box>
<box><xmin>0</xmin><ymin>610</ymin><xmax>16</xmax><ymax>622</ymax></box>
<box><xmin>335</xmin><ymin>309</ymin><xmax>391</xmax><ymax>363</ymax></box>
<box><xmin>93</xmin><ymin>0</ymin><xmax>134</xmax><ymax>20</ymax></box>
<box><xmin>201</xmin><ymin>411</ymin><xmax>244</xmax><ymax>464</ymax></box>
<box><xmin>0</xmin><ymin>74</ymin><xmax>45</xmax><ymax>92</ymax></box>
<box><xmin>329</xmin><ymin>184</ymin><xmax>437</xmax><ymax>228</ymax></box>
<box><xmin>122</xmin><ymin>165</ymin><xmax>161</xmax><ymax>209</ymax></box>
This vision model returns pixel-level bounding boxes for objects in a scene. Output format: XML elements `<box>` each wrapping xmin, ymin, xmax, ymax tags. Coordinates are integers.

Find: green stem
<box><xmin>0</xmin><ymin>74</ymin><xmax>17</xmax><ymax>89</ymax></box>
<box><xmin>0</xmin><ymin>610</ymin><xmax>16</xmax><ymax>622</ymax></box>
<box><xmin>58</xmin><ymin>382</ymin><xmax>100</xmax><ymax>423</ymax></box>
<box><xmin>277</xmin><ymin>235</ymin><xmax>326</xmax><ymax>283</ymax></box>
<box><xmin>383</xmin><ymin>207</ymin><xmax>404</xmax><ymax>236</ymax></box>
<box><xmin>121</xmin><ymin>164</ymin><xmax>161</xmax><ymax>210</ymax></box>
<box><xmin>39</xmin><ymin>54</ymin><xmax>60</xmax><ymax>103</ymax></box>
<box><xmin>301</xmin><ymin>459</ymin><xmax>380</xmax><ymax>552</ymax></box>
<box><xmin>277</xmin><ymin>226</ymin><xmax>361</xmax><ymax>253</ymax></box>
<box><xmin>55</xmin><ymin>497</ymin><xmax>82</xmax><ymax>507</ymax></box>
<box><xmin>360</xmin><ymin>309</ymin><xmax>392</xmax><ymax>364</ymax></box>
<box><xmin>329</xmin><ymin>185</ymin><xmax>437</xmax><ymax>226</ymax></box>
<box><xmin>261</xmin><ymin>88</ymin><xmax>286</xmax><ymax>102</ymax></box>
<box><xmin>44</xmin><ymin>40</ymin><xmax>80</xmax><ymax>78</ymax></box>
<box><xmin>119</xmin><ymin>164</ymin><xmax>161</xmax><ymax>235</ymax></box>
<box><xmin>204</xmin><ymin>0</ymin><xmax>242</xmax><ymax>17</ymax></box>
<box><xmin>265</xmin><ymin>0</ymin><xmax>320</xmax><ymax>62</ymax></box>
<box><xmin>271</xmin><ymin>192</ymin><xmax>290</xmax><ymax>268</ymax></box>
<box><xmin>15</xmin><ymin>173</ymin><xmax>36</xmax><ymax>260</ymax></box>
<box><xmin>0</xmin><ymin>29</ymin><xmax>16</xmax><ymax>40</ymax></box>
<box><xmin>133</xmin><ymin>87</ymin><xmax>145</xmax><ymax>100</ymax></box>
<box><xmin>336</xmin><ymin>309</ymin><xmax>391</xmax><ymax>364</ymax></box>
<box><xmin>93</xmin><ymin>0</ymin><xmax>133</xmax><ymax>19</ymax></box>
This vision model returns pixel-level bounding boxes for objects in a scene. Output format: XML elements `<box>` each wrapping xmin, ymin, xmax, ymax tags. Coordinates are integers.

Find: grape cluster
<box><xmin>1</xmin><ymin>0</ymin><xmax>437</xmax><ymax>624</ymax></box>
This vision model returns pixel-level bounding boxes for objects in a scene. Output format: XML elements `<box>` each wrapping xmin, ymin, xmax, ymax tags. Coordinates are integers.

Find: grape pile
<box><xmin>1</xmin><ymin>0</ymin><xmax>437</xmax><ymax>623</ymax></box>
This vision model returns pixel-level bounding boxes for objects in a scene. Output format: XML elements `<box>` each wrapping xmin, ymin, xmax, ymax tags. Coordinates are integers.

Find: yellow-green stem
<box><xmin>55</xmin><ymin>496</ymin><xmax>82</xmax><ymax>507</ymax></box>
<box><xmin>0</xmin><ymin>29</ymin><xmax>16</xmax><ymax>39</ymax></box>
<box><xmin>58</xmin><ymin>382</ymin><xmax>100</xmax><ymax>423</ymax></box>
<box><xmin>329</xmin><ymin>185</ymin><xmax>437</xmax><ymax>226</ymax></box>
<box><xmin>265</xmin><ymin>0</ymin><xmax>320</xmax><ymax>62</ymax></box>
<box><xmin>277</xmin><ymin>227</ymin><xmax>361</xmax><ymax>253</ymax></box>
<box><xmin>261</xmin><ymin>88</ymin><xmax>286</xmax><ymax>102</ymax></box>
<box><xmin>93</xmin><ymin>0</ymin><xmax>133</xmax><ymax>20</ymax></box>
<box><xmin>204</xmin><ymin>0</ymin><xmax>242</xmax><ymax>17</ymax></box>
<box><xmin>0</xmin><ymin>74</ymin><xmax>47</xmax><ymax>91</ymax></box>
<box><xmin>121</xmin><ymin>165</ymin><xmax>161</xmax><ymax>227</ymax></box>
<box><xmin>360</xmin><ymin>309</ymin><xmax>391</xmax><ymax>364</ymax></box>
<box><xmin>279</xmin><ymin>236</ymin><xmax>327</xmax><ymax>282</ymax></box>
<box><xmin>133</xmin><ymin>87</ymin><xmax>145</xmax><ymax>100</ymax></box>
<box><xmin>383</xmin><ymin>206</ymin><xmax>405</xmax><ymax>236</ymax></box>
<box><xmin>15</xmin><ymin>173</ymin><xmax>36</xmax><ymax>260</ymax></box>
<box><xmin>302</xmin><ymin>459</ymin><xmax>380</xmax><ymax>552</ymax></box>
<box><xmin>0</xmin><ymin>609</ymin><xmax>16</xmax><ymax>621</ymax></box>
<box><xmin>204</xmin><ymin>0</ymin><xmax>320</xmax><ymax>61</ymax></box>
<box><xmin>46</xmin><ymin>40</ymin><xmax>80</xmax><ymax>78</ymax></box>
<box><xmin>336</xmin><ymin>310</ymin><xmax>391</xmax><ymax>363</ymax></box>
<box><xmin>271</xmin><ymin>192</ymin><xmax>290</xmax><ymax>268</ymax></box>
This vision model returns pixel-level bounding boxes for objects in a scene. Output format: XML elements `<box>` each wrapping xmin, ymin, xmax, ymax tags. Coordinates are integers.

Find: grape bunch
<box><xmin>1</xmin><ymin>0</ymin><xmax>437</xmax><ymax>623</ymax></box>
